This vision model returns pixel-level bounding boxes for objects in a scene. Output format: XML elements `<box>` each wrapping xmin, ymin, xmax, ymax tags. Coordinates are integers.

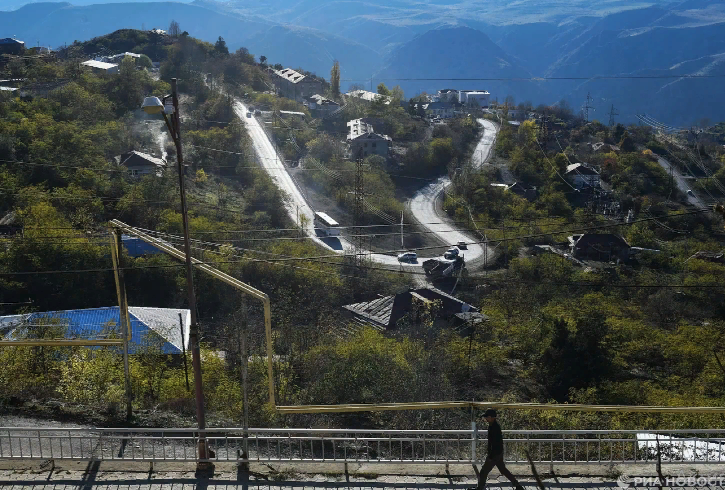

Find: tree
<box><xmin>137</xmin><ymin>54</ymin><xmax>152</xmax><ymax>69</ymax></box>
<box><xmin>214</xmin><ymin>36</ymin><xmax>229</xmax><ymax>55</ymax></box>
<box><xmin>619</xmin><ymin>131</ymin><xmax>636</xmax><ymax>152</ymax></box>
<box><xmin>504</xmin><ymin>95</ymin><xmax>515</xmax><ymax>108</ymax></box>
<box><xmin>168</xmin><ymin>20</ymin><xmax>180</xmax><ymax>38</ymax></box>
<box><xmin>273</xmin><ymin>63</ymin><xmax>283</xmax><ymax>70</ymax></box>
<box><xmin>377</xmin><ymin>82</ymin><xmax>391</xmax><ymax>96</ymax></box>
<box><xmin>259</xmin><ymin>55</ymin><xmax>267</xmax><ymax>65</ymax></box>
<box><xmin>330</xmin><ymin>60</ymin><xmax>341</xmax><ymax>99</ymax></box>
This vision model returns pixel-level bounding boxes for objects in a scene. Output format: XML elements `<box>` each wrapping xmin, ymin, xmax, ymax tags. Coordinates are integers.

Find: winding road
<box><xmin>234</xmin><ymin>100</ymin><xmax>497</xmax><ymax>269</ymax></box>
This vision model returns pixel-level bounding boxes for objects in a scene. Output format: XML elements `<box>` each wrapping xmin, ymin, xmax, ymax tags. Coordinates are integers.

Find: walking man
<box><xmin>474</xmin><ymin>409</ymin><xmax>524</xmax><ymax>490</ymax></box>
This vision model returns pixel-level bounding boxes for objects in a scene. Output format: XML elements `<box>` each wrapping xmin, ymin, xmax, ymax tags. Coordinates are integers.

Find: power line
<box><xmin>338</xmin><ymin>75</ymin><xmax>725</xmax><ymax>82</ymax></box>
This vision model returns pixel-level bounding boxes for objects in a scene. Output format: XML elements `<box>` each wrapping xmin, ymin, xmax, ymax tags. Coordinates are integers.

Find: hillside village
<box><xmin>0</xmin><ymin>26</ymin><xmax>725</xmax><ymax>436</ymax></box>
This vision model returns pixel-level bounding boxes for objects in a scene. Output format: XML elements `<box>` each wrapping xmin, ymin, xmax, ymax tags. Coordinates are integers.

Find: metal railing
<box><xmin>1</xmin><ymin>427</ymin><xmax>724</xmax><ymax>465</ymax></box>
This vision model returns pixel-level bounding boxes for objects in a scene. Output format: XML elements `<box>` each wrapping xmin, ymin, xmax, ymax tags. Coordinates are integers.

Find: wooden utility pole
<box><xmin>109</xmin><ymin>229</ymin><xmax>133</xmax><ymax>422</ymax></box>
<box><xmin>170</xmin><ymin>78</ymin><xmax>210</xmax><ymax>467</ymax></box>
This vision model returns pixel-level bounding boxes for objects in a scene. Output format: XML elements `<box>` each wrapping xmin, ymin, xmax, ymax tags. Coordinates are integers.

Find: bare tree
<box><xmin>168</xmin><ymin>20</ymin><xmax>180</xmax><ymax>38</ymax></box>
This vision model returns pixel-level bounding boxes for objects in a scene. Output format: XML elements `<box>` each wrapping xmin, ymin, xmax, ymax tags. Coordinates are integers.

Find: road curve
<box><xmin>235</xmin><ymin>101</ymin><xmax>497</xmax><ymax>269</ymax></box>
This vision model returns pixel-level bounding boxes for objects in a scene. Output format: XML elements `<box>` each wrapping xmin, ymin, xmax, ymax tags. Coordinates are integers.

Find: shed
<box><xmin>0</xmin><ymin>307</ymin><xmax>190</xmax><ymax>354</ymax></box>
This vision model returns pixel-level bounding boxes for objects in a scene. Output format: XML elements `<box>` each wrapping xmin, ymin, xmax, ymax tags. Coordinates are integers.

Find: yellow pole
<box><xmin>109</xmin><ymin>228</ymin><xmax>133</xmax><ymax>421</ymax></box>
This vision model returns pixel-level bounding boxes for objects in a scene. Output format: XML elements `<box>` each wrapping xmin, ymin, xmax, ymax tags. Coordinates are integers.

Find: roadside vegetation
<box><xmin>2</xmin><ymin>27</ymin><xmax>725</xmax><ymax>432</ymax></box>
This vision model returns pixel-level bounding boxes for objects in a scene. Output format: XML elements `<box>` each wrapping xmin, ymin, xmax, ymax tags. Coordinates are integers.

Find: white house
<box><xmin>345</xmin><ymin>89</ymin><xmax>392</xmax><ymax>105</ymax></box>
<box><xmin>459</xmin><ymin>90</ymin><xmax>490</xmax><ymax>107</ymax></box>
<box><xmin>565</xmin><ymin>163</ymin><xmax>600</xmax><ymax>188</ymax></box>
<box><xmin>303</xmin><ymin>94</ymin><xmax>340</xmax><ymax>114</ymax></box>
<box><xmin>347</xmin><ymin>118</ymin><xmax>391</xmax><ymax>158</ymax></box>
<box><xmin>81</xmin><ymin>60</ymin><xmax>119</xmax><ymax>74</ymax></box>
<box><xmin>419</xmin><ymin>101</ymin><xmax>455</xmax><ymax>119</ymax></box>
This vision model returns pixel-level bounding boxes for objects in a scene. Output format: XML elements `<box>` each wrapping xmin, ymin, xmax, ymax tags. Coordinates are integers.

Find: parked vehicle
<box><xmin>246</xmin><ymin>112</ymin><xmax>252</xmax><ymax>118</ymax></box>
<box><xmin>687</xmin><ymin>189</ymin><xmax>694</xmax><ymax>197</ymax></box>
<box><xmin>254</xmin><ymin>109</ymin><xmax>261</xmax><ymax>116</ymax></box>
<box><xmin>444</xmin><ymin>248</ymin><xmax>460</xmax><ymax>259</ymax></box>
<box><xmin>456</xmin><ymin>241</ymin><xmax>468</xmax><ymax>250</ymax></box>
<box><xmin>397</xmin><ymin>252</ymin><xmax>417</xmax><ymax>263</ymax></box>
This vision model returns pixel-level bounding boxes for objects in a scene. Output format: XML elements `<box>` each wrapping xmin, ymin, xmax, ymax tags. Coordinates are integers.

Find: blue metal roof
<box><xmin>122</xmin><ymin>235</ymin><xmax>166</xmax><ymax>257</ymax></box>
<box><xmin>0</xmin><ymin>307</ymin><xmax>190</xmax><ymax>354</ymax></box>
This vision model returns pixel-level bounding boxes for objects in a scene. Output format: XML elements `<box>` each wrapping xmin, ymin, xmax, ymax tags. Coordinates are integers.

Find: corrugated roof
<box><xmin>342</xmin><ymin>296</ymin><xmax>395</xmax><ymax>328</ymax></box>
<box><xmin>0</xmin><ymin>307</ymin><xmax>190</xmax><ymax>354</ymax></box>
<box><xmin>274</xmin><ymin>68</ymin><xmax>306</xmax><ymax>84</ymax></box>
<box><xmin>81</xmin><ymin>60</ymin><xmax>118</xmax><ymax>70</ymax></box>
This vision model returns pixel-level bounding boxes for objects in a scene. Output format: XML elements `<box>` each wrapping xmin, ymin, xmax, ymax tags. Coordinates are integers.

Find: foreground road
<box><xmin>1</xmin><ymin>463</ymin><xmax>720</xmax><ymax>489</ymax></box>
<box><xmin>235</xmin><ymin>102</ymin><xmax>498</xmax><ymax>269</ymax></box>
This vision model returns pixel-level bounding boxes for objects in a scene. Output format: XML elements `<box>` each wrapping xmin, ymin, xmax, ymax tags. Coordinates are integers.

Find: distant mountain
<box><xmin>374</xmin><ymin>26</ymin><xmax>545</xmax><ymax>102</ymax></box>
<box><xmin>243</xmin><ymin>25</ymin><xmax>381</xmax><ymax>84</ymax></box>
<box><xmin>0</xmin><ymin>2</ymin><xmax>269</xmax><ymax>51</ymax></box>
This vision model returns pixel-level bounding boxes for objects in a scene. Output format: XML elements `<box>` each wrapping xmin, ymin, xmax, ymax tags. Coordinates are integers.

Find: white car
<box><xmin>397</xmin><ymin>252</ymin><xmax>417</xmax><ymax>263</ymax></box>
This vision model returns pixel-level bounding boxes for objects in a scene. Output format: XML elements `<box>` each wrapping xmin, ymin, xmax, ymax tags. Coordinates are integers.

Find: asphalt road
<box><xmin>234</xmin><ymin>102</ymin><xmax>498</xmax><ymax>269</ymax></box>
<box><xmin>655</xmin><ymin>155</ymin><xmax>706</xmax><ymax>209</ymax></box>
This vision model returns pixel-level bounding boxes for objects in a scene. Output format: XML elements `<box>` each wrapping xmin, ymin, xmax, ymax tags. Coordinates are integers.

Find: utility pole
<box><xmin>400</xmin><ymin>211</ymin><xmax>404</xmax><ymax>249</ymax></box>
<box><xmin>170</xmin><ymin>78</ymin><xmax>211</xmax><ymax>469</ymax></box>
<box><xmin>109</xmin><ymin>229</ymin><xmax>133</xmax><ymax>422</ymax></box>
<box><xmin>583</xmin><ymin>92</ymin><xmax>594</xmax><ymax>123</ymax></box>
<box><xmin>607</xmin><ymin>104</ymin><xmax>619</xmax><ymax>127</ymax></box>
<box><xmin>540</xmin><ymin>111</ymin><xmax>549</xmax><ymax>150</ymax></box>
<box><xmin>353</xmin><ymin>148</ymin><xmax>365</xmax><ymax>269</ymax></box>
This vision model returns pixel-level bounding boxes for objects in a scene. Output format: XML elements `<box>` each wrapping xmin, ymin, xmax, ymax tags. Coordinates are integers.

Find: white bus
<box><xmin>314</xmin><ymin>212</ymin><xmax>340</xmax><ymax>236</ymax></box>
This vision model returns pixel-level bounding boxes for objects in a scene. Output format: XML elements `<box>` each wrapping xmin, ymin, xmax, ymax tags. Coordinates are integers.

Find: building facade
<box><xmin>459</xmin><ymin>90</ymin><xmax>490</xmax><ymax>107</ymax></box>
<box><xmin>272</xmin><ymin>68</ymin><xmax>324</xmax><ymax>102</ymax></box>
<box><xmin>565</xmin><ymin>163</ymin><xmax>600</xmax><ymax>188</ymax></box>
<box><xmin>0</xmin><ymin>38</ymin><xmax>24</xmax><ymax>55</ymax></box>
<box><xmin>303</xmin><ymin>94</ymin><xmax>340</xmax><ymax>114</ymax></box>
<box><xmin>345</xmin><ymin>89</ymin><xmax>392</xmax><ymax>105</ymax></box>
<box><xmin>347</xmin><ymin>118</ymin><xmax>391</xmax><ymax>158</ymax></box>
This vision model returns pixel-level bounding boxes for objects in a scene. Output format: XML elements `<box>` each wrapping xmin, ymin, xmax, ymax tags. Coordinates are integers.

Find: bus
<box><xmin>314</xmin><ymin>212</ymin><xmax>340</xmax><ymax>236</ymax></box>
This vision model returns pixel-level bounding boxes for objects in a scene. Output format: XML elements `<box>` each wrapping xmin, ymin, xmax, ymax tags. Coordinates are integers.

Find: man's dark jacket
<box><xmin>487</xmin><ymin>420</ymin><xmax>503</xmax><ymax>457</ymax></box>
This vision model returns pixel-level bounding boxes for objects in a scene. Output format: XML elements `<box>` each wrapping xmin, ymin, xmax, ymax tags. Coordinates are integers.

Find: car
<box><xmin>456</xmin><ymin>241</ymin><xmax>468</xmax><ymax>250</ymax></box>
<box><xmin>254</xmin><ymin>109</ymin><xmax>261</xmax><ymax>116</ymax></box>
<box><xmin>687</xmin><ymin>189</ymin><xmax>694</xmax><ymax>197</ymax></box>
<box><xmin>446</xmin><ymin>248</ymin><xmax>460</xmax><ymax>256</ymax></box>
<box><xmin>246</xmin><ymin>112</ymin><xmax>252</xmax><ymax>118</ymax></box>
<box><xmin>397</xmin><ymin>252</ymin><xmax>417</xmax><ymax>263</ymax></box>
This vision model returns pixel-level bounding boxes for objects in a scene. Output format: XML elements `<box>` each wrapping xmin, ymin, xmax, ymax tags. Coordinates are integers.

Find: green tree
<box><xmin>619</xmin><ymin>131</ymin><xmax>636</xmax><ymax>152</ymax></box>
<box><xmin>330</xmin><ymin>60</ymin><xmax>340</xmax><ymax>99</ymax></box>
<box><xmin>137</xmin><ymin>54</ymin><xmax>152</xmax><ymax>69</ymax></box>
<box><xmin>377</xmin><ymin>82</ymin><xmax>391</xmax><ymax>96</ymax></box>
<box><xmin>214</xmin><ymin>36</ymin><xmax>229</xmax><ymax>56</ymax></box>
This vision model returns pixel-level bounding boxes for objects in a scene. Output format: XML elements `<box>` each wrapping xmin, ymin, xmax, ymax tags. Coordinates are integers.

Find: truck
<box><xmin>422</xmin><ymin>256</ymin><xmax>464</xmax><ymax>279</ymax></box>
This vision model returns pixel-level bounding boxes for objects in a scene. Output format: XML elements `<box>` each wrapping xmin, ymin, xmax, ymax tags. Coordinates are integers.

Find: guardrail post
<box><xmin>471</xmin><ymin>421</ymin><xmax>478</xmax><ymax>463</ymax></box>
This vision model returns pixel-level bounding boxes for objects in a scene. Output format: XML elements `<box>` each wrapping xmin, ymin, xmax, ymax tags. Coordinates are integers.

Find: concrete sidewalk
<box><xmin>1</xmin><ymin>461</ymin><xmax>723</xmax><ymax>490</ymax></box>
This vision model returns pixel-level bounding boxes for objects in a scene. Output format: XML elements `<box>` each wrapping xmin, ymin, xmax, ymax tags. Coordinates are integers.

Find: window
<box><xmin>131</xmin><ymin>169</ymin><xmax>138</xmax><ymax>176</ymax></box>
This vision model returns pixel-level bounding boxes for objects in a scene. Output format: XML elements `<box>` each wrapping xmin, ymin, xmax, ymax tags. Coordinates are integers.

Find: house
<box><xmin>108</xmin><ymin>52</ymin><xmax>141</xmax><ymax>62</ymax></box>
<box><xmin>565</xmin><ymin>163</ymin><xmax>600</xmax><ymax>188</ymax></box>
<box><xmin>568</xmin><ymin>234</ymin><xmax>630</xmax><ymax>262</ymax></box>
<box><xmin>81</xmin><ymin>60</ymin><xmax>119</xmax><ymax>74</ymax></box>
<box><xmin>345</xmin><ymin>89</ymin><xmax>392</xmax><ymax>105</ymax></box>
<box><xmin>458</xmin><ymin>90</ymin><xmax>490</xmax><ymax>107</ymax></box>
<box><xmin>347</xmin><ymin>118</ymin><xmax>391</xmax><ymax>158</ymax></box>
<box><xmin>419</xmin><ymin>101</ymin><xmax>455</xmax><ymax>119</ymax></box>
<box><xmin>0</xmin><ymin>307</ymin><xmax>190</xmax><ymax>354</ymax></box>
<box><xmin>271</xmin><ymin>67</ymin><xmax>324</xmax><ymax>102</ymax></box>
<box><xmin>342</xmin><ymin>287</ymin><xmax>483</xmax><ymax>331</ymax></box>
<box><xmin>437</xmin><ymin>89</ymin><xmax>459</xmax><ymax>103</ymax></box>
<box><xmin>0</xmin><ymin>38</ymin><xmax>24</xmax><ymax>55</ymax></box>
<box><xmin>118</xmin><ymin>151</ymin><xmax>166</xmax><ymax>177</ymax></box>
<box><xmin>508</xmin><ymin>182</ymin><xmax>537</xmax><ymax>200</ymax></box>
<box><xmin>303</xmin><ymin>94</ymin><xmax>340</xmax><ymax>114</ymax></box>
